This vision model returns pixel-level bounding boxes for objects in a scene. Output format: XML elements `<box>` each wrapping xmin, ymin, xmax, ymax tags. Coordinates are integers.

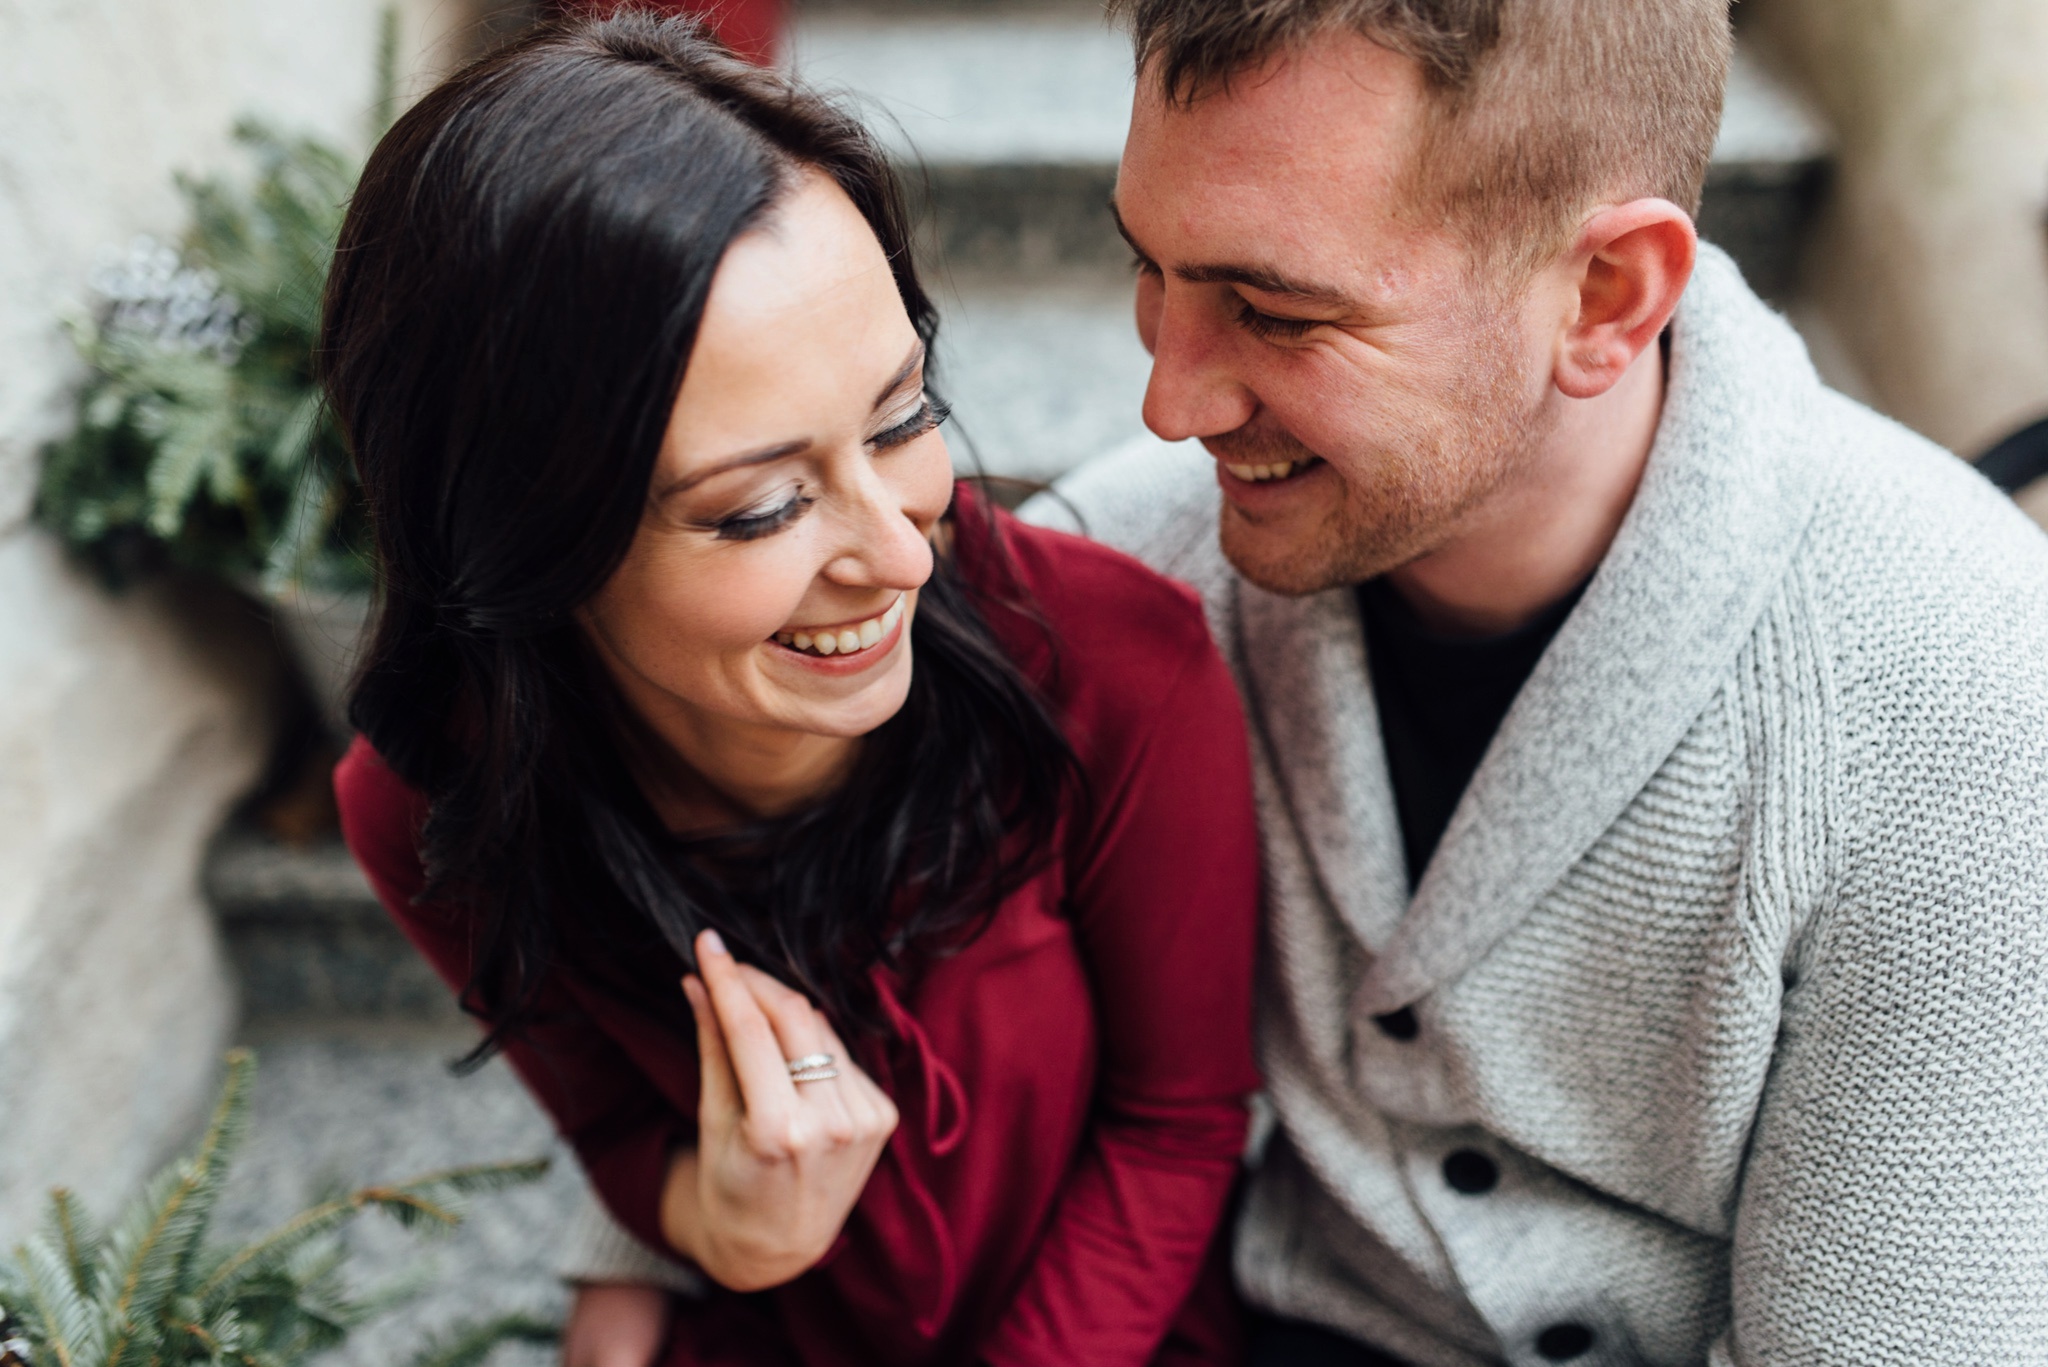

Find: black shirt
<box><xmin>1357</xmin><ymin>577</ymin><xmax>1588</xmax><ymax>888</ymax></box>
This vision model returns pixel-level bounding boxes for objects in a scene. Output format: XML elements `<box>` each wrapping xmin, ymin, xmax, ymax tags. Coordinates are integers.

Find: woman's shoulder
<box><xmin>963</xmin><ymin>492</ymin><xmax>1217</xmax><ymax>686</ymax></box>
<box><xmin>955</xmin><ymin>490</ymin><xmax>1239</xmax><ymax>773</ymax></box>
<box><xmin>332</xmin><ymin>734</ymin><xmax>436</xmax><ymax>917</ymax></box>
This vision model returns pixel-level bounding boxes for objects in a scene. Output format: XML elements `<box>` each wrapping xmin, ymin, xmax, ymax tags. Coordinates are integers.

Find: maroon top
<box><xmin>336</xmin><ymin>498</ymin><xmax>1262</xmax><ymax>1366</ymax></box>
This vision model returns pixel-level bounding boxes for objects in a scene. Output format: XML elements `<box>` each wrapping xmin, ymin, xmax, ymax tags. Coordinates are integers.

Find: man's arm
<box><xmin>1713</xmin><ymin>700</ymin><xmax>2048</xmax><ymax>1362</ymax></box>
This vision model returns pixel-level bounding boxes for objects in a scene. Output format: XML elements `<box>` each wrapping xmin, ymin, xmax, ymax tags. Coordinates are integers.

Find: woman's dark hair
<box><xmin>320</xmin><ymin>11</ymin><xmax>1076</xmax><ymax>1050</ymax></box>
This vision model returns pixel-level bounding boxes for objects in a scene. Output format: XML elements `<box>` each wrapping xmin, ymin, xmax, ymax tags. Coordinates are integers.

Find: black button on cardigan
<box><xmin>1441</xmin><ymin>1149</ymin><xmax>1499</xmax><ymax>1194</ymax></box>
<box><xmin>1373</xmin><ymin>1006</ymin><xmax>1420</xmax><ymax>1040</ymax></box>
<box><xmin>1535</xmin><ymin>1323</ymin><xmax>1596</xmax><ymax>1360</ymax></box>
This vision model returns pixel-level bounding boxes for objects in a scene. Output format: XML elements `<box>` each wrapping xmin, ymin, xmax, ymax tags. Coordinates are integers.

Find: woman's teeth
<box><xmin>1227</xmin><ymin>459</ymin><xmax>1312</xmax><ymax>483</ymax></box>
<box><xmin>776</xmin><ymin>598</ymin><xmax>905</xmax><ymax>658</ymax></box>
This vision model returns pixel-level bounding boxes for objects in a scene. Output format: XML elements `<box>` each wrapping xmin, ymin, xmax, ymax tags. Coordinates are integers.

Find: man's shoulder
<box><xmin>1019</xmin><ymin>433</ymin><xmax>1238</xmax><ymax>610</ymax></box>
<box><xmin>1800</xmin><ymin>388</ymin><xmax>2048</xmax><ymax>647</ymax></box>
<box><xmin>1787</xmin><ymin>390</ymin><xmax>2048</xmax><ymax>800</ymax></box>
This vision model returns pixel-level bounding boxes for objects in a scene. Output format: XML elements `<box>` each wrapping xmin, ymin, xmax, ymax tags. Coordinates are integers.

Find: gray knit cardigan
<box><xmin>1022</xmin><ymin>246</ymin><xmax>2048</xmax><ymax>1366</ymax></box>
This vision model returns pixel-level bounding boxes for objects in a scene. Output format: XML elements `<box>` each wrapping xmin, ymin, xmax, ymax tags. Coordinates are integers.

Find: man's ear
<box><xmin>1554</xmin><ymin>200</ymin><xmax>1697</xmax><ymax>401</ymax></box>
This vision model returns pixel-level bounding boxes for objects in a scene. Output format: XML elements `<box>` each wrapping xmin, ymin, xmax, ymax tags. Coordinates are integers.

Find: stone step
<box><xmin>208</xmin><ymin>825</ymin><xmax>453</xmax><ymax>1021</ymax></box>
<box><xmin>792</xmin><ymin>15</ymin><xmax>1833</xmax><ymax>299</ymax></box>
<box><xmin>934</xmin><ymin>269</ymin><xmax>1151</xmax><ymax>483</ymax></box>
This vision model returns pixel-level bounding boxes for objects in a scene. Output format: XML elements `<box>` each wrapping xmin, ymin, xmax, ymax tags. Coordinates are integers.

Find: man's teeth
<box><xmin>1227</xmin><ymin>460</ymin><xmax>1311</xmax><ymax>483</ymax></box>
<box><xmin>776</xmin><ymin>598</ymin><xmax>905</xmax><ymax>657</ymax></box>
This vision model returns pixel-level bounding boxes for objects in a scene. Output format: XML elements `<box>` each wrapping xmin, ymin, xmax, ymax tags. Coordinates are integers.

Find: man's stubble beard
<box><xmin>1214</xmin><ymin>306</ymin><xmax>1549</xmax><ymax>598</ymax></box>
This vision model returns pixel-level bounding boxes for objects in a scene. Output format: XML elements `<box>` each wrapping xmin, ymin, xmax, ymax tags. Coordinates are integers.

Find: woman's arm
<box><xmin>979</xmin><ymin>640</ymin><xmax>1263</xmax><ymax>1367</ymax></box>
<box><xmin>337</xmin><ymin>739</ymin><xmax>694</xmax><ymax>1253</ymax></box>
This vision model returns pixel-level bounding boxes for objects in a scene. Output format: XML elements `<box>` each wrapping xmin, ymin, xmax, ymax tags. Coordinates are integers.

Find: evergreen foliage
<box><xmin>0</xmin><ymin>1051</ymin><xmax>556</xmax><ymax>1367</ymax></box>
<box><xmin>33</xmin><ymin>9</ymin><xmax>399</xmax><ymax>593</ymax></box>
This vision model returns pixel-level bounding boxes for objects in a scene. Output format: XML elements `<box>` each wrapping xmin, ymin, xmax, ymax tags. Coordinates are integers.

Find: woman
<box><xmin>325</xmin><ymin>13</ymin><xmax>1260</xmax><ymax>1366</ymax></box>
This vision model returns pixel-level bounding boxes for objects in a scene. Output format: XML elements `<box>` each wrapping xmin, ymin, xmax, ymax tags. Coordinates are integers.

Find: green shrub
<box><xmin>35</xmin><ymin>10</ymin><xmax>397</xmax><ymax>594</ymax></box>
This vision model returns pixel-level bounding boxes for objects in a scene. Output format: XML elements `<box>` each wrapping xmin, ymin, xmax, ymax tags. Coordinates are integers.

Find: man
<box><xmin>1022</xmin><ymin>1</ymin><xmax>2048</xmax><ymax>1363</ymax></box>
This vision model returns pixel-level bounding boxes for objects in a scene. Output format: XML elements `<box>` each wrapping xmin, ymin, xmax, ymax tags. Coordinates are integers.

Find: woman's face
<box><xmin>580</xmin><ymin>172</ymin><xmax>954</xmax><ymax>758</ymax></box>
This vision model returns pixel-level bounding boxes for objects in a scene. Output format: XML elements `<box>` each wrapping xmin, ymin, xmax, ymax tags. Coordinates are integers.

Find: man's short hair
<box><xmin>1111</xmin><ymin>0</ymin><xmax>1733</xmax><ymax>274</ymax></box>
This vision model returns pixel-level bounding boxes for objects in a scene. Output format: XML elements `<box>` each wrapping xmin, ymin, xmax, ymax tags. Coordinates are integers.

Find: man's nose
<box><xmin>1140</xmin><ymin>293</ymin><xmax>1258</xmax><ymax>443</ymax></box>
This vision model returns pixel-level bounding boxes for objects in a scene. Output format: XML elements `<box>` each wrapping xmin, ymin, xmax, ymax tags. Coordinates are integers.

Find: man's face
<box><xmin>1117</xmin><ymin>34</ymin><xmax>1558</xmax><ymax>596</ymax></box>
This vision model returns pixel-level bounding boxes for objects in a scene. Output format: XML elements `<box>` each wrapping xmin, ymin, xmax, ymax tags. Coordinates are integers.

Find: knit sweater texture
<box><xmin>1021</xmin><ymin>245</ymin><xmax>2048</xmax><ymax>1366</ymax></box>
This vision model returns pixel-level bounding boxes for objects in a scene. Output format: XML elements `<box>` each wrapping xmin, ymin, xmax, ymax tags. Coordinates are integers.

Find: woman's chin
<box><xmin>761</xmin><ymin>637</ymin><xmax>915</xmax><ymax>738</ymax></box>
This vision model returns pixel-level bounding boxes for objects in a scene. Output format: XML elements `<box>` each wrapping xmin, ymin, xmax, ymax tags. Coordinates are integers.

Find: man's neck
<box><xmin>1386</xmin><ymin>341</ymin><xmax>1666</xmax><ymax>638</ymax></box>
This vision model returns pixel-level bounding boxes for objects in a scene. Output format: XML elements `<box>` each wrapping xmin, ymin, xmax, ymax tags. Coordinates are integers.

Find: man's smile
<box><xmin>1219</xmin><ymin>455</ymin><xmax>1324</xmax><ymax>484</ymax></box>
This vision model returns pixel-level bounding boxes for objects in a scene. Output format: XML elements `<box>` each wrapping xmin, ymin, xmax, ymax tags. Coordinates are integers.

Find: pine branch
<box><xmin>102</xmin><ymin>1050</ymin><xmax>254</xmax><ymax>1367</ymax></box>
<box><xmin>194</xmin><ymin>1158</ymin><xmax>544</xmax><ymax>1313</ymax></box>
<box><xmin>378</xmin><ymin>1159</ymin><xmax>553</xmax><ymax>1203</ymax></box>
<box><xmin>46</xmin><ymin>1190</ymin><xmax>103</xmax><ymax>1301</ymax></box>
<box><xmin>14</xmin><ymin>1239</ymin><xmax>82</xmax><ymax>1367</ymax></box>
<box><xmin>192</xmin><ymin>1199</ymin><xmax>365</xmax><ymax>1314</ymax></box>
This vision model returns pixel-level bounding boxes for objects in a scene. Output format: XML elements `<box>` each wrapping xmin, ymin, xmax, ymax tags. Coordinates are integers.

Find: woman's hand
<box><xmin>661</xmin><ymin>928</ymin><xmax>899</xmax><ymax>1292</ymax></box>
<box><xmin>560</xmin><ymin>1282</ymin><xmax>669</xmax><ymax>1367</ymax></box>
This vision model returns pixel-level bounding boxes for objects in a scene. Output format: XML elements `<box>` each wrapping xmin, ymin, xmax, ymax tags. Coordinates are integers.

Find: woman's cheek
<box><xmin>601</xmin><ymin>539</ymin><xmax>768</xmax><ymax>673</ymax></box>
<box><xmin>671</xmin><ymin>577</ymin><xmax>782</xmax><ymax>662</ymax></box>
<box><xmin>905</xmin><ymin>435</ymin><xmax>959</xmax><ymax>528</ymax></box>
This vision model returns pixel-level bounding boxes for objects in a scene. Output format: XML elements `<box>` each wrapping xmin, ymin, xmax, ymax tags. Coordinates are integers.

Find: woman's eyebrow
<box><xmin>873</xmin><ymin>339</ymin><xmax>927</xmax><ymax>408</ymax></box>
<box><xmin>659</xmin><ymin>440</ymin><xmax>808</xmax><ymax>499</ymax></box>
<box><xmin>657</xmin><ymin>340</ymin><xmax>929</xmax><ymax>500</ymax></box>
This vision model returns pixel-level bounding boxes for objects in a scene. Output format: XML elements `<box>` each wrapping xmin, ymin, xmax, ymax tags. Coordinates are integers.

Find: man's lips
<box><xmin>1216</xmin><ymin>454</ymin><xmax>1326</xmax><ymax>488</ymax></box>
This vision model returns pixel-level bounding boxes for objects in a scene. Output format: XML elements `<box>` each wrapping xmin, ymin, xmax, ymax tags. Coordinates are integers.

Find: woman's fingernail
<box><xmin>700</xmin><ymin>928</ymin><xmax>727</xmax><ymax>957</ymax></box>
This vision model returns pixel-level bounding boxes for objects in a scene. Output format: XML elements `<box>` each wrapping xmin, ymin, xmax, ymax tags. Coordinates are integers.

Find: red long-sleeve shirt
<box><xmin>336</xmin><ymin>499</ymin><xmax>1262</xmax><ymax>1366</ymax></box>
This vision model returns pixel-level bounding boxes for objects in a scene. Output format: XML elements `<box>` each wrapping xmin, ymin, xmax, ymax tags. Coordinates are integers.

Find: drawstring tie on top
<box><xmin>871</xmin><ymin>969</ymin><xmax>969</xmax><ymax>1338</ymax></box>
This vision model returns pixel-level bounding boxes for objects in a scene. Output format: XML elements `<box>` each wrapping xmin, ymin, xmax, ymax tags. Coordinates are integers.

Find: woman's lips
<box><xmin>774</xmin><ymin>596</ymin><xmax>905</xmax><ymax>658</ymax></box>
<box><xmin>767</xmin><ymin>597</ymin><xmax>908</xmax><ymax>674</ymax></box>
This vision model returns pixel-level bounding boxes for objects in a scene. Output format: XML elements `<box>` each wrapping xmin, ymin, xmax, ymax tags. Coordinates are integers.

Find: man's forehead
<box><xmin>1124</xmin><ymin>32</ymin><xmax>1428</xmax><ymax>182</ymax></box>
<box><xmin>1117</xmin><ymin>32</ymin><xmax>1431</xmax><ymax>262</ymax></box>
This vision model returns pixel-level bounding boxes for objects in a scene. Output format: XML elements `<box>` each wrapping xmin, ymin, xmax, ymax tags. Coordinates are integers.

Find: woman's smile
<box><xmin>769</xmin><ymin>594</ymin><xmax>910</xmax><ymax>672</ymax></box>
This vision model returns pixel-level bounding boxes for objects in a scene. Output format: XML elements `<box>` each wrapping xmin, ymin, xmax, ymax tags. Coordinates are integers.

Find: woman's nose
<box><xmin>824</xmin><ymin>463</ymin><xmax>939</xmax><ymax>591</ymax></box>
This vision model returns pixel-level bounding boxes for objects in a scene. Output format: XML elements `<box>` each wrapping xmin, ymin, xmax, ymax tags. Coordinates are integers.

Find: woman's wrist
<box><xmin>658</xmin><ymin>1148</ymin><xmax>829</xmax><ymax>1292</ymax></box>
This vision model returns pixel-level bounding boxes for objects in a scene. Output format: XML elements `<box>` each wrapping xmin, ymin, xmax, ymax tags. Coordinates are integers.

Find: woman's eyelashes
<box><xmin>870</xmin><ymin>396</ymin><xmax>951</xmax><ymax>450</ymax></box>
<box><xmin>701</xmin><ymin>399</ymin><xmax>947</xmax><ymax>542</ymax></box>
<box><xmin>712</xmin><ymin>489</ymin><xmax>816</xmax><ymax>541</ymax></box>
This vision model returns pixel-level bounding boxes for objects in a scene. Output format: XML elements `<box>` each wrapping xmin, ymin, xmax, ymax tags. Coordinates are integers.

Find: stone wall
<box><xmin>1747</xmin><ymin>0</ymin><xmax>2048</xmax><ymax>456</ymax></box>
<box><xmin>0</xmin><ymin>0</ymin><xmax>470</xmax><ymax>1243</ymax></box>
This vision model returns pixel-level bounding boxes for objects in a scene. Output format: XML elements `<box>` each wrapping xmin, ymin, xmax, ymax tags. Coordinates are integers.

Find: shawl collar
<box><xmin>1237</xmin><ymin>580</ymin><xmax>1411</xmax><ymax>954</ymax></box>
<box><xmin>1236</xmin><ymin>246</ymin><xmax>1830</xmax><ymax>1016</ymax></box>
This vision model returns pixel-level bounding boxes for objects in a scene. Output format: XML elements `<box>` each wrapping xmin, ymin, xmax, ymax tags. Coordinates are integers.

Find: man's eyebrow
<box><xmin>1108</xmin><ymin>198</ymin><xmax>1361</xmax><ymax>312</ymax></box>
<box><xmin>1109</xmin><ymin>198</ymin><xmax>1152</xmax><ymax>264</ymax></box>
<box><xmin>1174</xmin><ymin>262</ymin><xmax>1360</xmax><ymax>312</ymax></box>
<box><xmin>658</xmin><ymin>340</ymin><xmax>929</xmax><ymax>500</ymax></box>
